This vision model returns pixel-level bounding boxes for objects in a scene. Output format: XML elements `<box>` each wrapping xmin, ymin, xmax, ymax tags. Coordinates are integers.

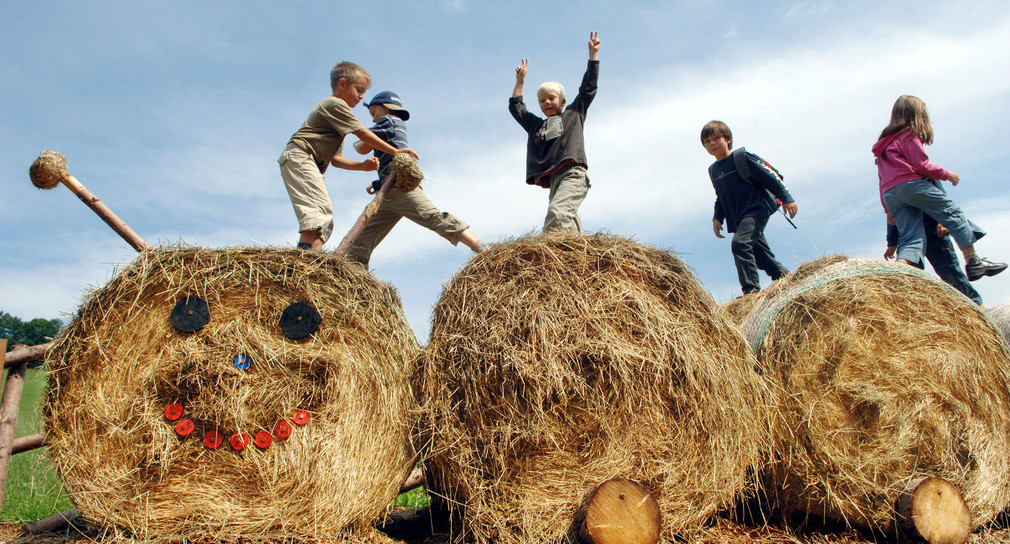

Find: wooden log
<box><xmin>334</xmin><ymin>171</ymin><xmax>396</xmax><ymax>255</ymax></box>
<box><xmin>1</xmin><ymin>339</ymin><xmax>29</xmax><ymax>509</ymax></box>
<box><xmin>376</xmin><ymin>497</ymin><xmax>451</xmax><ymax>541</ymax></box>
<box><xmin>23</xmin><ymin>507</ymin><xmax>78</xmax><ymax>535</ymax></box>
<box><xmin>895</xmin><ymin>476</ymin><xmax>970</xmax><ymax>544</ymax></box>
<box><xmin>399</xmin><ymin>465</ymin><xmax>425</xmax><ymax>494</ymax></box>
<box><xmin>569</xmin><ymin>478</ymin><xmax>661</xmax><ymax>544</ymax></box>
<box><xmin>4</xmin><ymin>342</ymin><xmax>52</xmax><ymax>369</ymax></box>
<box><xmin>12</xmin><ymin>433</ymin><xmax>46</xmax><ymax>455</ymax></box>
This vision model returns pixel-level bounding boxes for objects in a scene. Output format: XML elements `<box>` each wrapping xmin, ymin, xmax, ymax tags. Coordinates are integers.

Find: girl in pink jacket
<box><xmin>873</xmin><ymin>95</ymin><xmax>1005</xmax><ymax>282</ymax></box>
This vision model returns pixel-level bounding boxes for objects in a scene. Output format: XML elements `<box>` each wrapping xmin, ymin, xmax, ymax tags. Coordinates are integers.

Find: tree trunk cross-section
<box><xmin>571</xmin><ymin>478</ymin><xmax>661</xmax><ymax>544</ymax></box>
<box><xmin>895</xmin><ymin>476</ymin><xmax>970</xmax><ymax>544</ymax></box>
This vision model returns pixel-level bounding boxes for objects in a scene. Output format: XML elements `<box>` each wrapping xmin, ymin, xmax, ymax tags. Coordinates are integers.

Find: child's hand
<box><xmin>588</xmin><ymin>31</ymin><xmax>601</xmax><ymax>60</ymax></box>
<box><xmin>947</xmin><ymin>171</ymin><xmax>960</xmax><ymax>186</ymax></box>
<box><xmin>362</xmin><ymin>157</ymin><xmax>379</xmax><ymax>171</ymax></box>
<box><xmin>884</xmin><ymin>246</ymin><xmax>897</xmax><ymax>260</ymax></box>
<box><xmin>713</xmin><ymin>219</ymin><xmax>724</xmax><ymax>238</ymax></box>
<box><xmin>782</xmin><ymin>201</ymin><xmax>798</xmax><ymax>218</ymax></box>
<box><xmin>936</xmin><ymin>223</ymin><xmax>949</xmax><ymax>237</ymax></box>
<box><xmin>395</xmin><ymin>148</ymin><xmax>420</xmax><ymax>160</ymax></box>
<box><xmin>515</xmin><ymin>59</ymin><xmax>528</xmax><ymax>83</ymax></box>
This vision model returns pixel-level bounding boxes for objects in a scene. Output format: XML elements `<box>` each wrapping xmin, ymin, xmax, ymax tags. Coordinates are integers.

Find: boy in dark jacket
<box><xmin>509</xmin><ymin>32</ymin><xmax>600</xmax><ymax>232</ymax></box>
<box><xmin>702</xmin><ymin>120</ymin><xmax>798</xmax><ymax>295</ymax></box>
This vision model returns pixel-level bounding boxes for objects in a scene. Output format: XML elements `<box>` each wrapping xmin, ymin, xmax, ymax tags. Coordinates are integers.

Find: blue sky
<box><xmin>3</xmin><ymin>1</ymin><xmax>1010</xmax><ymax>342</ymax></box>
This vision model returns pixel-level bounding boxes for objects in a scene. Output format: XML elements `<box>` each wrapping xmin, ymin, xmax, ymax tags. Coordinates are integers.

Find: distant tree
<box><xmin>1</xmin><ymin>311</ymin><xmax>63</xmax><ymax>351</ymax></box>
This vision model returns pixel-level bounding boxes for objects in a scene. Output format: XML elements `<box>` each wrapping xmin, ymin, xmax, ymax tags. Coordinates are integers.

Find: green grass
<box><xmin>1</xmin><ymin>367</ymin><xmax>73</xmax><ymax>523</ymax></box>
<box><xmin>392</xmin><ymin>484</ymin><xmax>431</xmax><ymax>509</ymax></box>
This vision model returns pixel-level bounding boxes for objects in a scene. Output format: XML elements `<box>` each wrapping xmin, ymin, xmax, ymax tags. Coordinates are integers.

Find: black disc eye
<box><xmin>171</xmin><ymin>295</ymin><xmax>210</xmax><ymax>333</ymax></box>
<box><xmin>280</xmin><ymin>301</ymin><xmax>321</xmax><ymax>340</ymax></box>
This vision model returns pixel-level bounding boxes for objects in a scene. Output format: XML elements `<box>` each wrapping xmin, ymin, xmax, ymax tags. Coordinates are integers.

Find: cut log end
<box><xmin>895</xmin><ymin>476</ymin><xmax>970</xmax><ymax>544</ymax></box>
<box><xmin>29</xmin><ymin>151</ymin><xmax>68</xmax><ymax>190</ymax></box>
<box><xmin>573</xmin><ymin>478</ymin><xmax>661</xmax><ymax>544</ymax></box>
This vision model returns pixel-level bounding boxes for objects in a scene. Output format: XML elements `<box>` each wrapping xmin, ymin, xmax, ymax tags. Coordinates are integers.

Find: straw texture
<box><xmin>986</xmin><ymin>303</ymin><xmax>1010</xmax><ymax>348</ymax></box>
<box><xmin>44</xmin><ymin>246</ymin><xmax>420</xmax><ymax>542</ymax></box>
<box><xmin>422</xmin><ymin>232</ymin><xmax>770</xmax><ymax>543</ymax></box>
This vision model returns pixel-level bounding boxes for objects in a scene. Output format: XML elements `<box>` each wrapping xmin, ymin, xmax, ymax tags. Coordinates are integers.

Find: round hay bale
<box><xmin>722</xmin><ymin>292</ymin><xmax>762</xmax><ymax>324</ymax></box>
<box><xmin>44</xmin><ymin>246</ymin><xmax>420</xmax><ymax>542</ymax></box>
<box><xmin>740</xmin><ymin>256</ymin><xmax>1010</xmax><ymax>531</ymax></box>
<box><xmin>422</xmin><ymin>232</ymin><xmax>771</xmax><ymax>543</ymax></box>
<box><xmin>986</xmin><ymin>303</ymin><xmax>1010</xmax><ymax>348</ymax></box>
<box><xmin>721</xmin><ymin>255</ymin><xmax>849</xmax><ymax>327</ymax></box>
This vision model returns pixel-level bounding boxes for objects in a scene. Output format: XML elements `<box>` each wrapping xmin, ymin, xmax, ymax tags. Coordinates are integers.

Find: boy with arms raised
<box><xmin>702</xmin><ymin>120</ymin><xmax>798</xmax><ymax>295</ymax></box>
<box><xmin>510</xmin><ymin>32</ymin><xmax>600</xmax><ymax>232</ymax></box>
<box><xmin>279</xmin><ymin>61</ymin><xmax>418</xmax><ymax>250</ymax></box>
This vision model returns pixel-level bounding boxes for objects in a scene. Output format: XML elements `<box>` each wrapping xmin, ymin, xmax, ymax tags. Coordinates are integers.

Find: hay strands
<box><xmin>29</xmin><ymin>150</ymin><xmax>149</xmax><ymax>252</ymax></box>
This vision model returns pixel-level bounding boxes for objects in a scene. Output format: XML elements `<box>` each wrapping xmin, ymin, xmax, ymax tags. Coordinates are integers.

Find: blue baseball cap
<box><xmin>364</xmin><ymin>91</ymin><xmax>409</xmax><ymax>120</ymax></box>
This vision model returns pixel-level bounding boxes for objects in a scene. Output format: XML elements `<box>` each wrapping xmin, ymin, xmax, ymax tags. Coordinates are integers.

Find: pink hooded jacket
<box><xmin>872</xmin><ymin>129</ymin><xmax>949</xmax><ymax>211</ymax></box>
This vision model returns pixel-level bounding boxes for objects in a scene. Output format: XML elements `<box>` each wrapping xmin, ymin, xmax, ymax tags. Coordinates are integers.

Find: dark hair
<box><xmin>701</xmin><ymin>120</ymin><xmax>733</xmax><ymax>149</ymax></box>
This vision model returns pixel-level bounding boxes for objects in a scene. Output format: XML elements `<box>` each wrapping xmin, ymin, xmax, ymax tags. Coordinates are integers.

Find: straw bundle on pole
<box><xmin>422</xmin><ymin>232</ymin><xmax>771</xmax><ymax>543</ymax></box>
<box><xmin>737</xmin><ymin>256</ymin><xmax>1010</xmax><ymax>531</ymax></box>
<box><xmin>44</xmin><ymin>246</ymin><xmax>420</xmax><ymax>542</ymax></box>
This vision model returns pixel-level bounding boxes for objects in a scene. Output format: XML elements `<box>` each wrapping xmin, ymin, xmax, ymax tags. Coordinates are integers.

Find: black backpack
<box><xmin>709</xmin><ymin>147</ymin><xmax>796</xmax><ymax>227</ymax></box>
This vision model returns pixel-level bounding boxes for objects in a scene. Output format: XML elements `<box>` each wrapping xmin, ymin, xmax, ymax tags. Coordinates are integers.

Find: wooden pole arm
<box><xmin>60</xmin><ymin>174</ymin><xmax>149</xmax><ymax>252</ymax></box>
<box><xmin>334</xmin><ymin>171</ymin><xmax>397</xmax><ymax>255</ymax></box>
<box><xmin>4</xmin><ymin>342</ymin><xmax>52</xmax><ymax>369</ymax></box>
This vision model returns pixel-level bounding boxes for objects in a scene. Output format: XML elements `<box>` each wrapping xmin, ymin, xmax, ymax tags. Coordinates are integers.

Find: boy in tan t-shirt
<box><xmin>278</xmin><ymin>61</ymin><xmax>419</xmax><ymax>250</ymax></box>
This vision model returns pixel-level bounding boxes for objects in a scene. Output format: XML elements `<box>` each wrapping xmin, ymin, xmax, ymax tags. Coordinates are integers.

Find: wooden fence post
<box><xmin>1</xmin><ymin>338</ymin><xmax>32</xmax><ymax>510</ymax></box>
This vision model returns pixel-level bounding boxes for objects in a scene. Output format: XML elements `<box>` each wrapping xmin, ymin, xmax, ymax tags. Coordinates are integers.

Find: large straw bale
<box><xmin>986</xmin><ymin>303</ymin><xmax>1010</xmax><ymax>347</ymax></box>
<box><xmin>422</xmin><ymin>232</ymin><xmax>771</xmax><ymax>543</ymax></box>
<box><xmin>44</xmin><ymin>246</ymin><xmax>420</xmax><ymax>542</ymax></box>
<box><xmin>738</xmin><ymin>256</ymin><xmax>1010</xmax><ymax>531</ymax></box>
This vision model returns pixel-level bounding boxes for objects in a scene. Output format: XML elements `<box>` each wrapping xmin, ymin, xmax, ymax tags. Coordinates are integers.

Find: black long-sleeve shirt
<box><xmin>509</xmin><ymin>59</ymin><xmax>598</xmax><ymax>187</ymax></box>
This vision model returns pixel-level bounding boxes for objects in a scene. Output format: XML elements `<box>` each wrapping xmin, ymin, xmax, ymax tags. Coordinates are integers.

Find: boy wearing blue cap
<box><xmin>278</xmin><ymin>61</ymin><xmax>419</xmax><ymax>251</ymax></box>
<box><xmin>349</xmin><ymin>91</ymin><xmax>486</xmax><ymax>267</ymax></box>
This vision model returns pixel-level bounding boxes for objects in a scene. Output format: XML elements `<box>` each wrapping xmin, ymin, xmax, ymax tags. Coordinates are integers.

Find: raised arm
<box><xmin>512</xmin><ymin>58</ymin><xmax>528</xmax><ymax>98</ymax></box>
<box><xmin>588</xmin><ymin>31</ymin><xmax>600</xmax><ymax>60</ymax></box>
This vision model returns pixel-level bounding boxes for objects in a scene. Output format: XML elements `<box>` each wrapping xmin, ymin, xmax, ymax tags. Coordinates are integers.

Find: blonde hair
<box><xmin>329</xmin><ymin>61</ymin><xmax>372</xmax><ymax>91</ymax></box>
<box><xmin>879</xmin><ymin>95</ymin><xmax>934</xmax><ymax>145</ymax></box>
<box><xmin>536</xmin><ymin>81</ymin><xmax>566</xmax><ymax>103</ymax></box>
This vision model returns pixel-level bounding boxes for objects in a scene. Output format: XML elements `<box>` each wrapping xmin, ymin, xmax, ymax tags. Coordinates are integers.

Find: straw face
<box><xmin>44</xmin><ymin>246</ymin><xmax>420</xmax><ymax>542</ymax></box>
<box><xmin>422</xmin><ymin>232</ymin><xmax>771</xmax><ymax>543</ymax></box>
<box><xmin>739</xmin><ymin>257</ymin><xmax>1010</xmax><ymax>530</ymax></box>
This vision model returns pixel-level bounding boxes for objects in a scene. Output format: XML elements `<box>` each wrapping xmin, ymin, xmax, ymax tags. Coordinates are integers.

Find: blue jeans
<box><xmin>732</xmin><ymin>215</ymin><xmax>789</xmax><ymax>294</ymax></box>
<box><xmin>918</xmin><ymin>215</ymin><xmax>983</xmax><ymax>305</ymax></box>
<box><xmin>882</xmin><ymin>178</ymin><xmax>980</xmax><ymax>263</ymax></box>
